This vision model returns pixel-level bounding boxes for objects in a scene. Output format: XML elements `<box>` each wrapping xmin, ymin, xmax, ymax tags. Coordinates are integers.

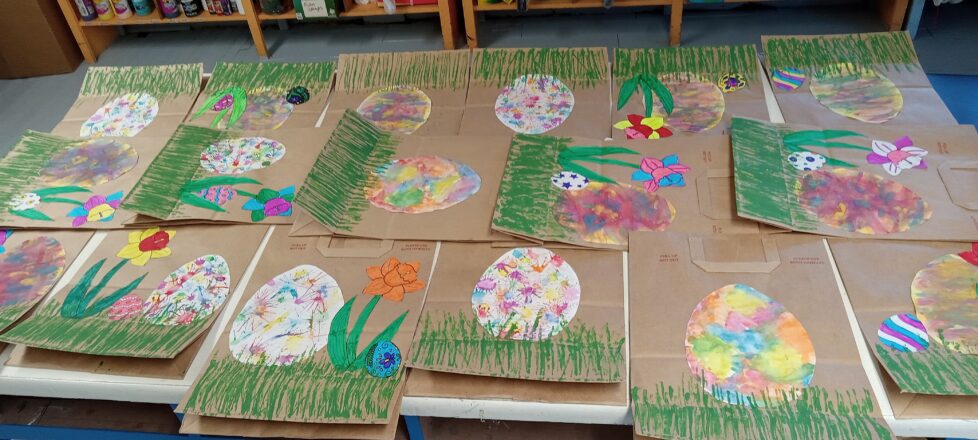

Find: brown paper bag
<box><xmin>628</xmin><ymin>232</ymin><xmax>892</xmax><ymax>440</ymax></box>
<box><xmin>0</xmin><ymin>225</ymin><xmax>268</xmax><ymax>358</ymax></box>
<box><xmin>405</xmin><ymin>368</ymin><xmax>627</xmax><ymax>406</ymax></box>
<box><xmin>4</xmin><ymin>337</ymin><xmax>204</xmax><ymax>380</ymax></box>
<box><xmin>121</xmin><ymin>125</ymin><xmax>333</xmax><ymax>225</ymax></box>
<box><xmin>185</xmin><ymin>62</ymin><xmax>336</xmax><ymax>131</ymax></box>
<box><xmin>325</xmin><ymin>50</ymin><xmax>469</xmax><ymax>136</ymax></box>
<box><xmin>407</xmin><ymin>242</ymin><xmax>625</xmax><ymax>384</ymax></box>
<box><xmin>52</xmin><ymin>64</ymin><xmax>203</xmax><ymax>139</ymax></box>
<box><xmin>179</xmin><ymin>411</ymin><xmax>399</xmax><ymax>439</ymax></box>
<box><xmin>612</xmin><ymin>45</ymin><xmax>769</xmax><ymax>140</ymax></box>
<box><xmin>732</xmin><ymin>117</ymin><xmax>978</xmax><ymax>240</ymax></box>
<box><xmin>491</xmin><ymin>133</ymin><xmax>765</xmax><ymax>250</ymax></box>
<box><xmin>762</xmin><ymin>32</ymin><xmax>956</xmax><ymax>126</ymax></box>
<box><xmin>0</xmin><ymin>131</ymin><xmax>168</xmax><ymax>229</ymax></box>
<box><xmin>827</xmin><ymin>239</ymin><xmax>978</xmax><ymax>419</ymax></box>
<box><xmin>459</xmin><ymin>48</ymin><xmax>611</xmax><ymax>139</ymax></box>
<box><xmin>179</xmin><ymin>229</ymin><xmax>435</xmax><ymax>425</ymax></box>
<box><xmin>293</xmin><ymin>110</ymin><xmax>514</xmax><ymax>242</ymax></box>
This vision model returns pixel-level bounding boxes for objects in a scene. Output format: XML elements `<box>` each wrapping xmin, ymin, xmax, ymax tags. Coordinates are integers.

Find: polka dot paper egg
<box><xmin>787</xmin><ymin>151</ymin><xmax>826</xmax><ymax>171</ymax></box>
<box><xmin>551</xmin><ymin>171</ymin><xmax>589</xmax><ymax>191</ymax></box>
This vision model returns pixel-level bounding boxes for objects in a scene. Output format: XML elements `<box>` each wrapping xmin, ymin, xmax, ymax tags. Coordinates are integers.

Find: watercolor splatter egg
<box><xmin>200</xmin><ymin>137</ymin><xmax>286</xmax><ymax>175</ymax></box>
<box><xmin>142</xmin><ymin>255</ymin><xmax>231</xmax><ymax>326</ymax></box>
<box><xmin>472</xmin><ymin>247</ymin><xmax>581</xmax><ymax>341</ymax></box>
<box><xmin>81</xmin><ymin>92</ymin><xmax>159</xmax><ymax>138</ymax></box>
<box><xmin>809</xmin><ymin>63</ymin><xmax>903</xmax><ymax>124</ymax></box>
<box><xmin>38</xmin><ymin>139</ymin><xmax>138</xmax><ymax>187</ymax></box>
<box><xmin>224</xmin><ymin>89</ymin><xmax>295</xmax><ymax>130</ymax></box>
<box><xmin>787</xmin><ymin>151</ymin><xmax>826</xmax><ymax>171</ymax></box>
<box><xmin>357</xmin><ymin>86</ymin><xmax>432</xmax><ymax>134</ymax></box>
<box><xmin>554</xmin><ymin>183</ymin><xmax>675</xmax><ymax>245</ymax></box>
<box><xmin>911</xmin><ymin>250</ymin><xmax>978</xmax><ymax>354</ymax></box>
<box><xmin>0</xmin><ymin>237</ymin><xmax>66</xmax><ymax>308</ymax></box>
<box><xmin>685</xmin><ymin>284</ymin><xmax>816</xmax><ymax>406</ymax></box>
<box><xmin>551</xmin><ymin>171</ymin><xmax>590</xmax><ymax>191</ymax></box>
<box><xmin>230</xmin><ymin>265</ymin><xmax>345</xmax><ymax>366</ymax></box>
<box><xmin>365</xmin><ymin>155</ymin><xmax>482</xmax><ymax>214</ymax></box>
<box><xmin>652</xmin><ymin>77</ymin><xmax>725</xmax><ymax>133</ymax></box>
<box><xmin>495</xmin><ymin>74</ymin><xmax>574</xmax><ymax>135</ymax></box>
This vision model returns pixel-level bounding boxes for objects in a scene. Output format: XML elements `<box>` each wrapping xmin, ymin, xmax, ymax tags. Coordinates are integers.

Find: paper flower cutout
<box><xmin>117</xmin><ymin>227</ymin><xmax>175</xmax><ymax>266</ymax></box>
<box><xmin>613</xmin><ymin>114</ymin><xmax>673</xmax><ymax>140</ymax></box>
<box><xmin>286</xmin><ymin>86</ymin><xmax>310</xmax><ymax>105</ymax></box>
<box><xmin>0</xmin><ymin>230</ymin><xmax>10</xmax><ymax>254</ymax></box>
<box><xmin>68</xmin><ymin>191</ymin><xmax>123</xmax><ymax>227</ymax></box>
<box><xmin>240</xmin><ymin>186</ymin><xmax>295</xmax><ymax>222</ymax></box>
<box><xmin>866</xmin><ymin>136</ymin><xmax>928</xmax><ymax>176</ymax></box>
<box><xmin>363</xmin><ymin>256</ymin><xmax>425</xmax><ymax>302</ymax></box>
<box><xmin>718</xmin><ymin>74</ymin><xmax>747</xmax><ymax>93</ymax></box>
<box><xmin>959</xmin><ymin>243</ymin><xmax>978</xmax><ymax>267</ymax></box>
<box><xmin>7</xmin><ymin>192</ymin><xmax>40</xmax><ymax>211</ymax></box>
<box><xmin>631</xmin><ymin>155</ymin><xmax>690</xmax><ymax>192</ymax></box>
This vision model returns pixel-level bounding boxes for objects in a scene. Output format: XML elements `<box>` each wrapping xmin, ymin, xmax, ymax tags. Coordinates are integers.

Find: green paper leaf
<box><xmin>61</xmin><ymin>259</ymin><xmax>105</xmax><ymax>318</ymax></box>
<box><xmin>809</xmin><ymin>141</ymin><xmax>871</xmax><ymax>151</ymax></box>
<box><xmin>823</xmin><ymin>157</ymin><xmax>857</xmax><ymax>168</ymax></box>
<box><xmin>33</xmin><ymin>186</ymin><xmax>90</xmax><ymax>197</ymax></box>
<box><xmin>641</xmin><ymin>82</ymin><xmax>654</xmax><ymax>118</ymax></box>
<box><xmin>560</xmin><ymin>162</ymin><xmax>616</xmax><ymax>184</ymax></box>
<box><xmin>227</xmin><ymin>87</ymin><xmax>248</xmax><ymax>127</ymax></box>
<box><xmin>182</xmin><ymin>176</ymin><xmax>261</xmax><ymax>193</ymax></box>
<box><xmin>81</xmin><ymin>259</ymin><xmax>128</xmax><ymax>307</ymax></box>
<box><xmin>616</xmin><ymin>76</ymin><xmax>640</xmax><ymax>111</ymax></box>
<box><xmin>40</xmin><ymin>197</ymin><xmax>85</xmax><ymax>206</ymax></box>
<box><xmin>327</xmin><ymin>297</ymin><xmax>356</xmax><ymax>369</ymax></box>
<box><xmin>180</xmin><ymin>192</ymin><xmax>227</xmax><ymax>213</ymax></box>
<box><xmin>82</xmin><ymin>273</ymin><xmax>148</xmax><ymax>318</ymax></box>
<box><xmin>819</xmin><ymin>129</ymin><xmax>866</xmax><ymax>139</ymax></box>
<box><xmin>353</xmin><ymin>311</ymin><xmax>407</xmax><ymax>369</ymax></box>
<box><xmin>10</xmin><ymin>208</ymin><xmax>53</xmax><ymax>221</ymax></box>
<box><xmin>250</xmin><ymin>209</ymin><xmax>266</xmax><ymax>223</ymax></box>
<box><xmin>347</xmin><ymin>295</ymin><xmax>382</xmax><ymax>364</ymax></box>
<box><xmin>646</xmin><ymin>75</ymin><xmax>674</xmax><ymax>116</ymax></box>
<box><xmin>562</xmin><ymin>146</ymin><xmax>640</xmax><ymax>157</ymax></box>
<box><xmin>256</xmin><ymin>188</ymin><xmax>279</xmax><ymax>202</ymax></box>
<box><xmin>577</xmin><ymin>157</ymin><xmax>642</xmax><ymax>169</ymax></box>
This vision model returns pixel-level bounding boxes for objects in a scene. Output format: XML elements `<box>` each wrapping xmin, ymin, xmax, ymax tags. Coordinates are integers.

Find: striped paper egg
<box><xmin>772</xmin><ymin>68</ymin><xmax>806</xmax><ymax>91</ymax></box>
<box><xmin>878</xmin><ymin>313</ymin><xmax>929</xmax><ymax>352</ymax></box>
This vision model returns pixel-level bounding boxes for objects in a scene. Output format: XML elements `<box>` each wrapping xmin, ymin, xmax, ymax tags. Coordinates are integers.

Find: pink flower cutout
<box><xmin>631</xmin><ymin>155</ymin><xmax>690</xmax><ymax>192</ymax></box>
<box><xmin>866</xmin><ymin>136</ymin><xmax>928</xmax><ymax>176</ymax></box>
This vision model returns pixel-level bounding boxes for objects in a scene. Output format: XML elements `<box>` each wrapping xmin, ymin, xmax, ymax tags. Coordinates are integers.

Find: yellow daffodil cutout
<box><xmin>613</xmin><ymin>114</ymin><xmax>673</xmax><ymax>140</ymax></box>
<box><xmin>117</xmin><ymin>227</ymin><xmax>175</xmax><ymax>266</ymax></box>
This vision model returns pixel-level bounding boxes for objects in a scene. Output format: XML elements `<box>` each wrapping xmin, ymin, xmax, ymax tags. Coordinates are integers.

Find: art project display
<box><xmin>292</xmin><ymin>110</ymin><xmax>513</xmax><ymax>241</ymax></box>
<box><xmin>52</xmin><ymin>64</ymin><xmax>203</xmax><ymax>139</ymax></box>
<box><xmin>491</xmin><ymin>132</ymin><xmax>764</xmax><ymax>250</ymax></box>
<box><xmin>731</xmin><ymin>118</ymin><xmax>978</xmax><ymax>240</ymax></box>
<box><xmin>187</xmin><ymin>62</ymin><xmax>335</xmax><ymax>131</ymax></box>
<box><xmin>459</xmin><ymin>48</ymin><xmax>611</xmax><ymax>138</ymax></box>
<box><xmin>629</xmin><ymin>232</ymin><xmax>892</xmax><ymax>440</ymax></box>
<box><xmin>408</xmin><ymin>242</ymin><xmax>624</xmax><ymax>383</ymax></box>
<box><xmin>327</xmin><ymin>50</ymin><xmax>470</xmax><ymax>135</ymax></box>
<box><xmin>763</xmin><ymin>32</ymin><xmax>956</xmax><ymax>126</ymax></box>
<box><xmin>0</xmin><ymin>230</ymin><xmax>92</xmax><ymax>332</ymax></box>
<box><xmin>830</xmin><ymin>240</ymin><xmax>978</xmax><ymax>400</ymax></box>
<box><xmin>179</xmin><ymin>229</ymin><xmax>435</xmax><ymax>426</ymax></box>
<box><xmin>0</xmin><ymin>131</ymin><xmax>167</xmax><ymax>229</ymax></box>
<box><xmin>122</xmin><ymin>125</ymin><xmax>329</xmax><ymax>225</ymax></box>
<box><xmin>612</xmin><ymin>45</ymin><xmax>769</xmax><ymax>139</ymax></box>
<box><xmin>0</xmin><ymin>225</ymin><xmax>266</xmax><ymax>358</ymax></box>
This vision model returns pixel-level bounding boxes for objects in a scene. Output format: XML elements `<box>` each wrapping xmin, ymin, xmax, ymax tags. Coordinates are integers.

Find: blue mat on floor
<box><xmin>928</xmin><ymin>74</ymin><xmax>978</xmax><ymax>126</ymax></box>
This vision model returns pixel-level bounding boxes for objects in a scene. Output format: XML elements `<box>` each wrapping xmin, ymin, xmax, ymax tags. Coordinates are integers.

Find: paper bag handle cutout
<box><xmin>696</xmin><ymin>169</ymin><xmax>735</xmax><ymax>220</ymax></box>
<box><xmin>316</xmin><ymin>237</ymin><xmax>394</xmax><ymax>258</ymax></box>
<box><xmin>938</xmin><ymin>161</ymin><xmax>978</xmax><ymax>210</ymax></box>
<box><xmin>689</xmin><ymin>235</ymin><xmax>781</xmax><ymax>273</ymax></box>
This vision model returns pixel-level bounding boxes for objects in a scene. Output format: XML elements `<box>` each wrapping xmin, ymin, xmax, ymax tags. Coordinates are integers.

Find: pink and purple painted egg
<box><xmin>107</xmin><ymin>294</ymin><xmax>144</xmax><ymax>321</ymax></box>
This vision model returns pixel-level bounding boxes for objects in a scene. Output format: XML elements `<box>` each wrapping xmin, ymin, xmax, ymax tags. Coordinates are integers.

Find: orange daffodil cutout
<box><xmin>363</xmin><ymin>257</ymin><xmax>425</xmax><ymax>302</ymax></box>
<box><xmin>116</xmin><ymin>227</ymin><xmax>175</xmax><ymax>266</ymax></box>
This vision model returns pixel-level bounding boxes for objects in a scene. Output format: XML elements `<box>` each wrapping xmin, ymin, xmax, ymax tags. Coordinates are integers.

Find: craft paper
<box><xmin>763</xmin><ymin>32</ymin><xmax>956</xmax><ymax>126</ymax></box>
<box><xmin>612</xmin><ymin>45</ymin><xmax>769</xmax><ymax>139</ymax></box>
<box><xmin>326</xmin><ymin>51</ymin><xmax>469</xmax><ymax>135</ymax></box>
<box><xmin>293</xmin><ymin>110</ymin><xmax>513</xmax><ymax>242</ymax></box>
<box><xmin>122</xmin><ymin>125</ymin><xmax>329</xmax><ymax>225</ymax></box>
<box><xmin>460</xmin><ymin>48</ymin><xmax>611</xmax><ymax>138</ymax></box>
<box><xmin>52</xmin><ymin>64</ymin><xmax>203</xmax><ymax>139</ymax></box>
<box><xmin>491</xmin><ymin>133</ymin><xmax>765</xmax><ymax>250</ymax></box>
<box><xmin>408</xmin><ymin>242</ymin><xmax>625</xmax><ymax>383</ymax></box>
<box><xmin>0</xmin><ymin>230</ymin><xmax>92</xmax><ymax>332</ymax></box>
<box><xmin>0</xmin><ymin>131</ymin><xmax>167</xmax><ymax>229</ymax></box>
<box><xmin>629</xmin><ymin>232</ymin><xmax>892</xmax><ymax>440</ymax></box>
<box><xmin>179</xmin><ymin>229</ymin><xmax>435</xmax><ymax>425</ymax></box>
<box><xmin>404</xmin><ymin>368</ymin><xmax>628</xmax><ymax>407</ymax></box>
<box><xmin>187</xmin><ymin>62</ymin><xmax>336</xmax><ymax>131</ymax></box>
<box><xmin>0</xmin><ymin>225</ymin><xmax>266</xmax><ymax>358</ymax></box>
<box><xmin>730</xmin><ymin>117</ymin><xmax>978</xmax><ymax>240</ymax></box>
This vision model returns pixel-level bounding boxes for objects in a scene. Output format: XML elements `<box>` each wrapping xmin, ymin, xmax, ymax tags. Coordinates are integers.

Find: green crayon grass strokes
<box><xmin>0</xmin><ymin>302</ymin><xmax>35</xmax><ymax>331</ymax></box>
<box><xmin>614</xmin><ymin>45</ymin><xmax>759</xmax><ymax>84</ymax></box>
<box><xmin>874</xmin><ymin>343</ymin><xmax>978</xmax><ymax>395</ymax></box>
<box><xmin>411</xmin><ymin>311</ymin><xmax>625</xmax><ymax>382</ymax></box>
<box><xmin>473</xmin><ymin>48</ymin><xmax>607</xmax><ymax>89</ymax></box>
<box><xmin>294</xmin><ymin>110</ymin><xmax>397</xmax><ymax>231</ymax></box>
<box><xmin>80</xmin><ymin>64</ymin><xmax>202</xmax><ymax>100</ymax></box>
<box><xmin>764</xmin><ymin>32</ymin><xmax>918</xmax><ymax>75</ymax></box>
<box><xmin>0</xmin><ymin>302</ymin><xmax>210</xmax><ymax>358</ymax></box>
<box><xmin>492</xmin><ymin>134</ymin><xmax>571</xmax><ymax>241</ymax></box>
<box><xmin>205</xmin><ymin>62</ymin><xmax>336</xmax><ymax>95</ymax></box>
<box><xmin>183</xmin><ymin>355</ymin><xmax>402</xmax><ymax>423</ymax></box>
<box><xmin>631</xmin><ymin>376</ymin><xmax>892</xmax><ymax>440</ymax></box>
<box><xmin>340</xmin><ymin>51</ymin><xmax>468</xmax><ymax>92</ymax></box>
<box><xmin>0</xmin><ymin>131</ymin><xmax>73</xmax><ymax>221</ymax></box>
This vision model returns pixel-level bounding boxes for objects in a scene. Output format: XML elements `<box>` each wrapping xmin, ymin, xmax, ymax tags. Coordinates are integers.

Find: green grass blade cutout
<box><xmin>328</xmin><ymin>297</ymin><xmax>356</xmax><ymax>368</ymax></box>
<box><xmin>353</xmin><ymin>311</ymin><xmax>407</xmax><ymax>369</ymax></box>
<box><xmin>10</xmin><ymin>208</ymin><xmax>52</xmax><ymax>221</ymax></box>
<box><xmin>83</xmin><ymin>274</ymin><xmax>147</xmax><ymax>318</ymax></box>
<box><xmin>60</xmin><ymin>259</ymin><xmax>146</xmax><ymax>319</ymax></box>
<box><xmin>40</xmin><ymin>197</ymin><xmax>85</xmax><ymax>206</ymax></box>
<box><xmin>562</xmin><ymin>146</ymin><xmax>640</xmax><ymax>157</ymax></box>
<box><xmin>179</xmin><ymin>192</ymin><xmax>227</xmax><ymax>213</ymax></box>
<box><xmin>559</xmin><ymin>162</ymin><xmax>616</xmax><ymax>184</ymax></box>
<box><xmin>616</xmin><ymin>76</ymin><xmax>639</xmax><ymax>111</ymax></box>
<box><xmin>641</xmin><ymin>81</ymin><xmax>654</xmax><ymax>117</ymax></box>
<box><xmin>577</xmin><ymin>157</ymin><xmax>641</xmax><ymax>169</ymax></box>
<box><xmin>646</xmin><ymin>75</ymin><xmax>674</xmax><ymax>115</ymax></box>
<box><xmin>808</xmin><ymin>141</ymin><xmax>871</xmax><ymax>151</ymax></box>
<box><xmin>228</xmin><ymin>88</ymin><xmax>249</xmax><ymax>127</ymax></box>
<box><xmin>60</xmin><ymin>259</ymin><xmax>105</xmax><ymax>318</ymax></box>
<box><xmin>34</xmin><ymin>186</ymin><xmax>90</xmax><ymax>197</ymax></box>
<box><xmin>80</xmin><ymin>259</ymin><xmax>128</xmax><ymax>307</ymax></box>
<box><xmin>346</xmin><ymin>296</ymin><xmax>381</xmax><ymax>365</ymax></box>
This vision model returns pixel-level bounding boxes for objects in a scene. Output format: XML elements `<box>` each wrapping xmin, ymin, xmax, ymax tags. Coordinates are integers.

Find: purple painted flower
<box><xmin>67</xmin><ymin>192</ymin><xmax>123</xmax><ymax>228</ymax></box>
<box><xmin>866</xmin><ymin>136</ymin><xmax>928</xmax><ymax>176</ymax></box>
<box><xmin>241</xmin><ymin>186</ymin><xmax>295</xmax><ymax>222</ymax></box>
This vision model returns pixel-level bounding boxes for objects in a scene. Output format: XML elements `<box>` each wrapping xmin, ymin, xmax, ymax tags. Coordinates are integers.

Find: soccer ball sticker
<box><xmin>787</xmin><ymin>151</ymin><xmax>826</xmax><ymax>171</ymax></box>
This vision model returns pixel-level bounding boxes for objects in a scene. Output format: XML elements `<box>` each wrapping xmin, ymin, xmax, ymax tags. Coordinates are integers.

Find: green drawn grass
<box><xmin>294</xmin><ymin>110</ymin><xmax>398</xmax><ymax>232</ymax></box>
<box><xmin>411</xmin><ymin>311</ymin><xmax>625</xmax><ymax>382</ymax></box>
<box><xmin>874</xmin><ymin>343</ymin><xmax>978</xmax><ymax>395</ymax></box>
<box><xmin>492</xmin><ymin>134</ymin><xmax>571</xmax><ymax>242</ymax></box>
<box><xmin>764</xmin><ymin>32</ymin><xmax>918</xmax><ymax>75</ymax></box>
<box><xmin>122</xmin><ymin>124</ymin><xmax>223</xmax><ymax>219</ymax></box>
<box><xmin>205</xmin><ymin>62</ymin><xmax>336</xmax><ymax>94</ymax></box>
<box><xmin>183</xmin><ymin>354</ymin><xmax>402</xmax><ymax>423</ymax></box>
<box><xmin>632</xmin><ymin>376</ymin><xmax>891</xmax><ymax>440</ymax></box>
<box><xmin>0</xmin><ymin>302</ymin><xmax>34</xmax><ymax>332</ymax></box>
<box><xmin>339</xmin><ymin>50</ymin><xmax>469</xmax><ymax>92</ymax></box>
<box><xmin>80</xmin><ymin>64</ymin><xmax>203</xmax><ymax>99</ymax></box>
<box><xmin>472</xmin><ymin>48</ymin><xmax>608</xmax><ymax>88</ymax></box>
<box><xmin>730</xmin><ymin>117</ymin><xmax>816</xmax><ymax>231</ymax></box>
<box><xmin>0</xmin><ymin>302</ymin><xmax>210</xmax><ymax>358</ymax></box>
<box><xmin>614</xmin><ymin>45</ymin><xmax>759</xmax><ymax>83</ymax></box>
<box><xmin>0</xmin><ymin>131</ymin><xmax>72</xmax><ymax>221</ymax></box>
